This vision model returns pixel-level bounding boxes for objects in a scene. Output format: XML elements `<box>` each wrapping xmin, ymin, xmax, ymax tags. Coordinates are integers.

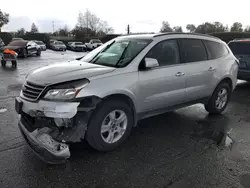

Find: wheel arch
<box><xmin>103</xmin><ymin>93</ymin><xmax>137</xmax><ymax>127</ymax></box>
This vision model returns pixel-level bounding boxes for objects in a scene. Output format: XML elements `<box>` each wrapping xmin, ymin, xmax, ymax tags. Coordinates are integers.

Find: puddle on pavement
<box><xmin>0</xmin><ymin>108</ymin><xmax>7</xmax><ymax>113</ymax></box>
<box><xmin>191</xmin><ymin>128</ymin><xmax>234</xmax><ymax>148</ymax></box>
<box><xmin>240</xmin><ymin>174</ymin><xmax>250</xmax><ymax>188</ymax></box>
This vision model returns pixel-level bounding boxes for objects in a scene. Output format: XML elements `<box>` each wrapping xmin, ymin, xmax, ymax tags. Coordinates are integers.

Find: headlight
<box><xmin>44</xmin><ymin>88</ymin><xmax>79</xmax><ymax>100</ymax></box>
<box><xmin>44</xmin><ymin>79</ymin><xmax>89</xmax><ymax>100</ymax></box>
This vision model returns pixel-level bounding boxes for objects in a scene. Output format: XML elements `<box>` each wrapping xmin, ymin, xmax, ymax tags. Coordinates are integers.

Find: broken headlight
<box><xmin>44</xmin><ymin>79</ymin><xmax>89</xmax><ymax>100</ymax></box>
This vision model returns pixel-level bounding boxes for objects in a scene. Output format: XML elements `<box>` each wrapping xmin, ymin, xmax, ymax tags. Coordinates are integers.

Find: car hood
<box><xmin>26</xmin><ymin>60</ymin><xmax>116</xmax><ymax>85</ymax></box>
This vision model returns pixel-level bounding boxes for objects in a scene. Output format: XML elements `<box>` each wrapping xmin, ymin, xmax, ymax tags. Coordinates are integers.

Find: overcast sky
<box><xmin>1</xmin><ymin>0</ymin><xmax>250</xmax><ymax>33</ymax></box>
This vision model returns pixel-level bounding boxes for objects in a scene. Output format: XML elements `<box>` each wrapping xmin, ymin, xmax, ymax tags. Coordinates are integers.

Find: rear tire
<box><xmin>86</xmin><ymin>99</ymin><xmax>133</xmax><ymax>151</ymax></box>
<box><xmin>1</xmin><ymin>60</ymin><xmax>6</xmax><ymax>67</ymax></box>
<box><xmin>11</xmin><ymin>60</ymin><xmax>17</xmax><ymax>68</ymax></box>
<box><xmin>22</xmin><ymin>49</ymin><xmax>28</xmax><ymax>58</ymax></box>
<box><xmin>205</xmin><ymin>82</ymin><xmax>231</xmax><ymax>114</ymax></box>
<box><xmin>36</xmin><ymin>49</ymin><xmax>41</xmax><ymax>56</ymax></box>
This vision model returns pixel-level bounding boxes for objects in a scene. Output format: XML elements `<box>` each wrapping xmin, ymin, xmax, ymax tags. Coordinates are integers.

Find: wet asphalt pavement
<box><xmin>1</xmin><ymin>50</ymin><xmax>250</xmax><ymax>188</ymax></box>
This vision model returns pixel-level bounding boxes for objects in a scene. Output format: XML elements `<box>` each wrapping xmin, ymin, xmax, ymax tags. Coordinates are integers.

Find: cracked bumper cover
<box><xmin>18</xmin><ymin>120</ymin><xmax>70</xmax><ymax>164</ymax></box>
<box><xmin>15</xmin><ymin>96</ymin><xmax>101</xmax><ymax>163</ymax></box>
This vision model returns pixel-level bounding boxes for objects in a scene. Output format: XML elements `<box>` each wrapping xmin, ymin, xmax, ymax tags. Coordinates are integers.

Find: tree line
<box><xmin>0</xmin><ymin>9</ymin><xmax>114</xmax><ymax>39</ymax></box>
<box><xmin>160</xmin><ymin>21</ymin><xmax>250</xmax><ymax>33</ymax></box>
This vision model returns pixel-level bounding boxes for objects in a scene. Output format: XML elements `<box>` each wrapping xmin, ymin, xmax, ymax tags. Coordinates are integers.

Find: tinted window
<box><xmin>36</xmin><ymin>41</ymin><xmax>44</xmax><ymax>45</ymax></box>
<box><xmin>228</xmin><ymin>42</ymin><xmax>250</xmax><ymax>55</ymax></box>
<box><xmin>179</xmin><ymin>39</ymin><xmax>207</xmax><ymax>63</ymax></box>
<box><xmin>204</xmin><ymin>40</ymin><xmax>228</xmax><ymax>59</ymax></box>
<box><xmin>146</xmin><ymin>40</ymin><xmax>180</xmax><ymax>66</ymax></box>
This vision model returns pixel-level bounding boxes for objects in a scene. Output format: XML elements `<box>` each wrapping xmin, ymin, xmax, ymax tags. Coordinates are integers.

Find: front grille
<box><xmin>22</xmin><ymin>81</ymin><xmax>45</xmax><ymax>101</ymax></box>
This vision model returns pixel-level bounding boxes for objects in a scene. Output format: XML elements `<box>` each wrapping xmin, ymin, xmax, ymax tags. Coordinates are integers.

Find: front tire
<box><xmin>86</xmin><ymin>99</ymin><xmax>133</xmax><ymax>151</ymax></box>
<box><xmin>205</xmin><ymin>82</ymin><xmax>231</xmax><ymax>114</ymax></box>
<box><xmin>1</xmin><ymin>60</ymin><xmax>6</xmax><ymax>67</ymax></box>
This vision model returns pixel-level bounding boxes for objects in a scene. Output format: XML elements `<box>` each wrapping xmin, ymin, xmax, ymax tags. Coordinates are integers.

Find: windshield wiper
<box><xmin>115</xmin><ymin>42</ymin><xmax>130</xmax><ymax>67</ymax></box>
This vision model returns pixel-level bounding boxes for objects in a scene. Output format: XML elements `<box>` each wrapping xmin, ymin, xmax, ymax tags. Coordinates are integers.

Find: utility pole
<box><xmin>86</xmin><ymin>9</ymin><xmax>89</xmax><ymax>37</ymax></box>
<box><xmin>127</xmin><ymin>24</ymin><xmax>130</xmax><ymax>35</ymax></box>
<box><xmin>52</xmin><ymin>21</ymin><xmax>55</xmax><ymax>33</ymax></box>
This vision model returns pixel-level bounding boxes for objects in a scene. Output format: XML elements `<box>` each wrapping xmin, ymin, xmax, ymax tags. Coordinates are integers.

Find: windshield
<box><xmin>55</xmin><ymin>41</ymin><xmax>64</xmax><ymax>45</ymax></box>
<box><xmin>8</xmin><ymin>41</ymin><xmax>27</xmax><ymax>47</ymax></box>
<box><xmin>75</xmin><ymin>42</ymin><xmax>83</xmax><ymax>45</ymax></box>
<box><xmin>228</xmin><ymin>42</ymin><xmax>250</xmax><ymax>55</ymax></box>
<box><xmin>82</xmin><ymin>39</ymin><xmax>151</xmax><ymax>67</ymax></box>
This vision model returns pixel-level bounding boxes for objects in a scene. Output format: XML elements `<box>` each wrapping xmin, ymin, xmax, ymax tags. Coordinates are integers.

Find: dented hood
<box><xmin>26</xmin><ymin>60</ymin><xmax>116</xmax><ymax>85</ymax></box>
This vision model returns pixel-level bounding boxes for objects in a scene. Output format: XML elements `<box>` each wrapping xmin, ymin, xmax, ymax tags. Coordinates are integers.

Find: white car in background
<box><xmin>33</xmin><ymin>41</ymin><xmax>46</xmax><ymax>51</ymax></box>
<box><xmin>85</xmin><ymin>39</ymin><xmax>103</xmax><ymax>50</ymax></box>
<box><xmin>51</xmin><ymin>41</ymin><xmax>66</xmax><ymax>51</ymax></box>
<box><xmin>69</xmin><ymin>42</ymin><xmax>87</xmax><ymax>52</ymax></box>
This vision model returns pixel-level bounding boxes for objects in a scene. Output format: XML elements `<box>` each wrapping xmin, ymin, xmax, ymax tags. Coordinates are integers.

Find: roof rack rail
<box><xmin>154</xmin><ymin>32</ymin><xmax>219</xmax><ymax>39</ymax></box>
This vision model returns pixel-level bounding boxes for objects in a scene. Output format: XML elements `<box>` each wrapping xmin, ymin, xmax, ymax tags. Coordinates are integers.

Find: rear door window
<box><xmin>204</xmin><ymin>40</ymin><xmax>228</xmax><ymax>59</ymax></box>
<box><xmin>228</xmin><ymin>42</ymin><xmax>250</xmax><ymax>55</ymax></box>
<box><xmin>179</xmin><ymin>39</ymin><xmax>208</xmax><ymax>63</ymax></box>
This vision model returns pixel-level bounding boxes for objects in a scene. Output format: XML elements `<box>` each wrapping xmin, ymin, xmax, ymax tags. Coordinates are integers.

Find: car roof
<box><xmin>117</xmin><ymin>32</ymin><xmax>220</xmax><ymax>41</ymax></box>
<box><xmin>229</xmin><ymin>38</ymin><xmax>250</xmax><ymax>43</ymax></box>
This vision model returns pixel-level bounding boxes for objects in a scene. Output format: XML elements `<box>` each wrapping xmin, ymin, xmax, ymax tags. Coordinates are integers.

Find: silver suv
<box><xmin>15</xmin><ymin>33</ymin><xmax>238</xmax><ymax>163</ymax></box>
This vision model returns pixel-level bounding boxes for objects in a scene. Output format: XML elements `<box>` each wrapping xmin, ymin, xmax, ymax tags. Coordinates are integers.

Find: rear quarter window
<box><xmin>228</xmin><ymin>42</ymin><xmax>250</xmax><ymax>55</ymax></box>
<box><xmin>204</xmin><ymin>40</ymin><xmax>228</xmax><ymax>59</ymax></box>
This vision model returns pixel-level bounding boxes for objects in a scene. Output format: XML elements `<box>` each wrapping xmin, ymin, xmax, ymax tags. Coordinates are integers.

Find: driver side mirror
<box><xmin>144</xmin><ymin>58</ymin><xmax>159</xmax><ymax>69</ymax></box>
<box><xmin>27</xmin><ymin>44</ymin><xmax>31</xmax><ymax>47</ymax></box>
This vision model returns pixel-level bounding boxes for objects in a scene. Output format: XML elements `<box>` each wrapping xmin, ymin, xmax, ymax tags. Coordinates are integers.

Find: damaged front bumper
<box><xmin>18</xmin><ymin>120</ymin><xmax>70</xmax><ymax>164</ymax></box>
<box><xmin>15</xmin><ymin>96</ymin><xmax>100</xmax><ymax>164</ymax></box>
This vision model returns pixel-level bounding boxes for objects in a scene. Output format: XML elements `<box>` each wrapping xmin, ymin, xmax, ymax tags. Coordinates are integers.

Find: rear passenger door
<box><xmin>178</xmin><ymin>38</ymin><xmax>213</xmax><ymax>102</ymax></box>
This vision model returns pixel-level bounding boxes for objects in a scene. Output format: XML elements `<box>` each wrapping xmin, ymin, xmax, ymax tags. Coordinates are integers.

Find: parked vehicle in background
<box><xmin>15</xmin><ymin>33</ymin><xmax>238</xmax><ymax>164</ymax></box>
<box><xmin>69</xmin><ymin>42</ymin><xmax>86</xmax><ymax>52</ymax></box>
<box><xmin>33</xmin><ymin>40</ymin><xmax>46</xmax><ymax>51</ymax></box>
<box><xmin>0</xmin><ymin>38</ymin><xmax>5</xmax><ymax>48</ymax></box>
<box><xmin>4</xmin><ymin>40</ymin><xmax>41</xmax><ymax>58</ymax></box>
<box><xmin>85</xmin><ymin>39</ymin><xmax>103</xmax><ymax>50</ymax></box>
<box><xmin>49</xmin><ymin>39</ymin><xmax>57</xmax><ymax>49</ymax></box>
<box><xmin>51</xmin><ymin>41</ymin><xmax>66</xmax><ymax>51</ymax></box>
<box><xmin>11</xmin><ymin>38</ymin><xmax>24</xmax><ymax>42</ymax></box>
<box><xmin>67</xmin><ymin>42</ymin><xmax>73</xmax><ymax>50</ymax></box>
<box><xmin>228</xmin><ymin>39</ymin><xmax>250</xmax><ymax>81</ymax></box>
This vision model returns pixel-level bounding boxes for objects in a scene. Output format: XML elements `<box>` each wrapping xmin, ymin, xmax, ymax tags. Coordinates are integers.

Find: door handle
<box><xmin>208</xmin><ymin>67</ymin><xmax>215</xmax><ymax>71</ymax></box>
<box><xmin>175</xmin><ymin>72</ymin><xmax>185</xmax><ymax>77</ymax></box>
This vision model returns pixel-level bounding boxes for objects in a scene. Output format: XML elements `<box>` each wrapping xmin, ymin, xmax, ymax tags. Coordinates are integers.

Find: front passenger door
<box><xmin>138</xmin><ymin>39</ymin><xmax>186</xmax><ymax>113</ymax></box>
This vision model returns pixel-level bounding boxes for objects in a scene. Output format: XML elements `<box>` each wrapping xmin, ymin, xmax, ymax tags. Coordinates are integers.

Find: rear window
<box><xmin>8</xmin><ymin>41</ymin><xmax>27</xmax><ymax>47</ymax></box>
<box><xmin>204</xmin><ymin>40</ymin><xmax>228</xmax><ymax>59</ymax></box>
<box><xmin>228</xmin><ymin>42</ymin><xmax>250</xmax><ymax>55</ymax></box>
<box><xmin>179</xmin><ymin>39</ymin><xmax>208</xmax><ymax>63</ymax></box>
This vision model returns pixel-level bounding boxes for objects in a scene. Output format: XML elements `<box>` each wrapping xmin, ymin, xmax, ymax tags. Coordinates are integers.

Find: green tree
<box><xmin>173</xmin><ymin>26</ymin><xmax>183</xmax><ymax>32</ymax></box>
<box><xmin>0</xmin><ymin>9</ymin><xmax>9</xmax><ymax>32</ymax></box>
<box><xmin>30</xmin><ymin>23</ymin><xmax>38</xmax><ymax>33</ymax></box>
<box><xmin>244</xmin><ymin>26</ymin><xmax>250</xmax><ymax>32</ymax></box>
<box><xmin>186</xmin><ymin>24</ymin><xmax>196</xmax><ymax>33</ymax></box>
<box><xmin>230</xmin><ymin>22</ymin><xmax>243</xmax><ymax>32</ymax></box>
<box><xmin>160</xmin><ymin>21</ymin><xmax>173</xmax><ymax>32</ymax></box>
<box><xmin>58</xmin><ymin>25</ymin><xmax>69</xmax><ymax>36</ymax></box>
<box><xmin>17</xmin><ymin>28</ymin><xmax>25</xmax><ymax>36</ymax></box>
